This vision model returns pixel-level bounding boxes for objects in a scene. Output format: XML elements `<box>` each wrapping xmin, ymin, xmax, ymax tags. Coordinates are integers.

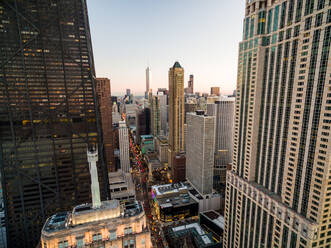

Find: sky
<box><xmin>87</xmin><ymin>0</ymin><xmax>245</xmax><ymax>96</ymax></box>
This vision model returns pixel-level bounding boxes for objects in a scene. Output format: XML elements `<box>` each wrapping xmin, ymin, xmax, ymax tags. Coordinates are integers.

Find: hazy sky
<box><xmin>87</xmin><ymin>0</ymin><xmax>245</xmax><ymax>96</ymax></box>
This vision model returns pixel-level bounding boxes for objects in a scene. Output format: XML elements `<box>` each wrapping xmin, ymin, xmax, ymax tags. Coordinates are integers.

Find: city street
<box><xmin>128</xmin><ymin>131</ymin><xmax>164</xmax><ymax>248</ymax></box>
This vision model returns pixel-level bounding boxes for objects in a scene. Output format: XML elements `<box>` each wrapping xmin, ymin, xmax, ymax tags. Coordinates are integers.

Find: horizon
<box><xmin>87</xmin><ymin>0</ymin><xmax>245</xmax><ymax>95</ymax></box>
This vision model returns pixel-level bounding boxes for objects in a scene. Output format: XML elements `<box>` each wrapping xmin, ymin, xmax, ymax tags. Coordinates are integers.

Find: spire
<box><xmin>173</xmin><ymin>61</ymin><xmax>182</xmax><ymax>69</ymax></box>
<box><xmin>87</xmin><ymin>144</ymin><xmax>101</xmax><ymax>208</ymax></box>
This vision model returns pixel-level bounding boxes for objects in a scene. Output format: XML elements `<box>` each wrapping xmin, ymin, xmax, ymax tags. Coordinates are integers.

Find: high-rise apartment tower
<box><xmin>168</xmin><ymin>62</ymin><xmax>185</xmax><ymax>174</ymax></box>
<box><xmin>224</xmin><ymin>1</ymin><xmax>331</xmax><ymax>247</ymax></box>
<box><xmin>0</xmin><ymin>1</ymin><xmax>109</xmax><ymax>247</ymax></box>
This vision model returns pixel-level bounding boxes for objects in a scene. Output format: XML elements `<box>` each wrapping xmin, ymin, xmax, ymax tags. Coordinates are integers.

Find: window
<box><xmin>58</xmin><ymin>241</ymin><xmax>68</xmax><ymax>248</ymax></box>
<box><xmin>93</xmin><ymin>233</ymin><xmax>102</xmax><ymax>241</ymax></box>
<box><xmin>76</xmin><ymin>237</ymin><xmax>84</xmax><ymax>248</ymax></box>
<box><xmin>109</xmin><ymin>230</ymin><xmax>117</xmax><ymax>240</ymax></box>
<box><xmin>304</xmin><ymin>17</ymin><xmax>312</xmax><ymax>30</ymax></box>
<box><xmin>130</xmin><ymin>240</ymin><xmax>135</xmax><ymax>248</ymax></box>
<box><xmin>124</xmin><ymin>240</ymin><xmax>129</xmax><ymax>248</ymax></box>
<box><xmin>315</xmin><ymin>13</ymin><xmax>323</xmax><ymax>27</ymax></box>
<box><xmin>124</xmin><ymin>227</ymin><xmax>133</xmax><ymax>235</ymax></box>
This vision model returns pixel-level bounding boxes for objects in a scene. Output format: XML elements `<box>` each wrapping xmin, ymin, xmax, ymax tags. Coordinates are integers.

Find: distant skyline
<box><xmin>87</xmin><ymin>0</ymin><xmax>245</xmax><ymax>95</ymax></box>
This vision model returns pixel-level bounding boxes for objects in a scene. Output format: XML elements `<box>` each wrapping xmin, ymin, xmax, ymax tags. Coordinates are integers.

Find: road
<box><xmin>128</xmin><ymin>131</ymin><xmax>164</xmax><ymax>248</ymax></box>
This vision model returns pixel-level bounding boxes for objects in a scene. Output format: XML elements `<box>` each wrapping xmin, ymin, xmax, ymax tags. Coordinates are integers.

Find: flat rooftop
<box><xmin>152</xmin><ymin>182</ymin><xmax>190</xmax><ymax>196</ymax></box>
<box><xmin>201</xmin><ymin>210</ymin><xmax>225</xmax><ymax>230</ymax></box>
<box><xmin>157</xmin><ymin>193</ymin><xmax>197</xmax><ymax>209</ymax></box>
<box><xmin>172</xmin><ymin>223</ymin><xmax>213</xmax><ymax>246</ymax></box>
<box><xmin>42</xmin><ymin>200</ymin><xmax>143</xmax><ymax>234</ymax></box>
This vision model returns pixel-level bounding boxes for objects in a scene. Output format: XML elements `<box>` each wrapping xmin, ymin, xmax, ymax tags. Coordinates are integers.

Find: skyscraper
<box><xmin>184</xmin><ymin>74</ymin><xmax>194</xmax><ymax>94</ymax></box>
<box><xmin>0</xmin><ymin>1</ymin><xmax>109</xmax><ymax>247</ymax></box>
<box><xmin>207</xmin><ymin>98</ymin><xmax>235</xmax><ymax>188</ymax></box>
<box><xmin>151</xmin><ymin>95</ymin><xmax>161</xmax><ymax>137</ymax></box>
<box><xmin>119</xmin><ymin>121</ymin><xmax>130</xmax><ymax>173</ymax></box>
<box><xmin>96</xmin><ymin>78</ymin><xmax>115</xmax><ymax>172</ymax></box>
<box><xmin>186</xmin><ymin>111</ymin><xmax>215</xmax><ymax>195</ymax></box>
<box><xmin>136</xmin><ymin>108</ymin><xmax>151</xmax><ymax>144</ymax></box>
<box><xmin>157</xmin><ymin>92</ymin><xmax>168</xmax><ymax>136</ymax></box>
<box><xmin>145</xmin><ymin>67</ymin><xmax>150</xmax><ymax>99</ymax></box>
<box><xmin>210</xmin><ymin>86</ymin><xmax>220</xmax><ymax>96</ymax></box>
<box><xmin>224</xmin><ymin>1</ymin><xmax>331</xmax><ymax>247</ymax></box>
<box><xmin>168</xmin><ymin>62</ymin><xmax>185</xmax><ymax>174</ymax></box>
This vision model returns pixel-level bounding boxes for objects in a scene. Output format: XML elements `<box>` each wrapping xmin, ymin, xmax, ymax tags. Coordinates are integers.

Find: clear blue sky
<box><xmin>87</xmin><ymin>0</ymin><xmax>245</xmax><ymax>96</ymax></box>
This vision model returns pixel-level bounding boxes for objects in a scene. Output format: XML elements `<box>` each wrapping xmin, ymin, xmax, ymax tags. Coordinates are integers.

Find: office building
<box><xmin>172</xmin><ymin>152</ymin><xmax>186</xmax><ymax>183</ymax></box>
<box><xmin>151</xmin><ymin>95</ymin><xmax>161</xmax><ymax>136</ymax></box>
<box><xmin>186</xmin><ymin>111</ymin><xmax>216</xmax><ymax>195</ymax></box>
<box><xmin>0</xmin><ymin>191</ymin><xmax>6</xmax><ymax>248</ymax></box>
<box><xmin>0</xmin><ymin>1</ymin><xmax>109</xmax><ymax>246</ymax></box>
<box><xmin>163</xmin><ymin>222</ymin><xmax>220</xmax><ymax>248</ymax></box>
<box><xmin>41</xmin><ymin>148</ymin><xmax>151</xmax><ymax>248</ymax></box>
<box><xmin>109</xmin><ymin>170</ymin><xmax>136</xmax><ymax>201</ymax></box>
<box><xmin>119</xmin><ymin>121</ymin><xmax>130</xmax><ymax>173</ymax></box>
<box><xmin>96</xmin><ymin>78</ymin><xmax>115</xmax><ymax>172</ymax></box>
<box><xmin>208</xmin><ymin>98</ymin><xmax>235</xmax><ymax>187</ymax></box>
<box><xmin>125</xmin><ymin>103</ymin><xmax>137</xmax><ymax>126</ymax></box>
<box><xmin>136</xmin><ymin>108</ymin><xmax>151</xmax><ymax>143</ymax></box>
<box><xmin>145</xmin><ymin>67</ymin><xmax>151</xmax><ymax>99</ymax></box>
<box><xmin>112</xmin><ymin>102</ymin><xmax>119</xmax><ymax>113</ymax></box>
<box><xmin>168</xmin><ymin>62</ymin><xmax>185</xmax><ymax>174</ymax></box>
<box><xmin>112</xmin><ymin>112</ymin><xmax>122</xmax><ymax>124</ymax></box>
<box><xmin>184</xmin><ymin>74</ymin><xmax>194</xmax><ymax>94</ymax></box>
<box><xmin>140</xmin><ymin>135</ymin><xmax>154</xmax><ymax>154</ymax></box>
<box><xmin>210</xmin><ymin>87</ymin><xmax>220</xmax><ymax>96</ymax></box>
<box><xmin>157</xmin><ymin>88</ymin><xmax>168</xmax><ymax>96</ymax></box>
<box><xmin>155</xmin><ymin>135</ymin><xmax>168</xmax><ymax>164</ymax></box>
<box><xmin>184</xmin><ymin>103</ymin><xmax>198</xmax><ymax>123</ymax></box>
<box><xmin>224</xmin><ymin>1</ymin><xmax>331</xmax><ymax>248</ymax></box>
<box><xmin>151</xmin><ymin>183</ymin><xmax>199</xmax><ymax>222</ymax></box>
<box><xmin>157</xmin><ymin>92</ymin><xmax>168</xmax><ymax>136</ymax></box>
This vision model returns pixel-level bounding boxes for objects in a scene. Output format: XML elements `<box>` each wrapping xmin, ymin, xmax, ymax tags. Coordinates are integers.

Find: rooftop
<box><xmin>201</xmin><ymin>210</ymin><xmax>225</xmax><ymax>230</ymax></box>
<box><xmin>152</xmin><ymin>182</ymin><xmax>189</xmax><ymax>196</ymax></box>
<box><xmin>157</xmin><ymin>193</ymin><xmax>197</xmax><ymax>209</ymax></box>
<box><xmin>167</xmin><ymin>222</ymin><xmax>217</xmax><ymax>247</ymax></box>
<box><xmin>42</xmin><ymin>200</ymin><xmax>143</xmax><ymax>234</ymax></box>
<box><xmin>173</xmin><ymin>61</ymin><xmax>182</xmax><ymax>69</ymax></box>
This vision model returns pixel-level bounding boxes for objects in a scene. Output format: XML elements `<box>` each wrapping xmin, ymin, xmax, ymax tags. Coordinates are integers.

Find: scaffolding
<box><xmin>0</xmin><ymin>0</ymin><xmax>109</xmax><ymax>247</ymax></box>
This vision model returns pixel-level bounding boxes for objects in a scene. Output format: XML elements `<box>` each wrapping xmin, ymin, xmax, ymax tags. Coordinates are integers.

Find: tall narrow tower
<box><xmin>224</xmin><ymin>1</ymin><xmax>331</xmax><ymax>247</ymax></box>
<box><xmin>188</xmin><ymin>74</ymin><xmax>194</xmax><ymax>94</ymax></box>
<box><xmin>145</xmin><ymin>67</ymin><xmax>151</xmax><ymax>99</ymax></box>
<box><xmin>87</xmin><ymin>145</ymin><xmax>101</xmax><ymax>209</ymax></box>
<box><xmin>168</xmin><ymin>62</ymin><xmax>185</xmax><ymax>174</ymax></box>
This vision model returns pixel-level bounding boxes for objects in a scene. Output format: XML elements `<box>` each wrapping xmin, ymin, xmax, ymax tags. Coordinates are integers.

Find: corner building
<box><xmin>224</xmin><ymin>0</ymin><xmax>331</xmax><ymax>247</ymax></box>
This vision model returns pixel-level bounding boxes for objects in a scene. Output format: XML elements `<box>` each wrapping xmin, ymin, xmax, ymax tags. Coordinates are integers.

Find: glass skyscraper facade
<box><xmin>0</xmin><ymin>1</ymin><xmax>109</xmax><ymax>247</ymax></box>
<box><xmin>224</xmin><ymin>0</ymin><xmax>331</xmax><ymax>247</ymax></box>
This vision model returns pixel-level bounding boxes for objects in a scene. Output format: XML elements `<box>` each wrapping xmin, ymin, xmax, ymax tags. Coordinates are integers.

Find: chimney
<box><xmin>87</xmin><ymin>144</ymin><xmax>101</xmax><ymax>208</ymax></box>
